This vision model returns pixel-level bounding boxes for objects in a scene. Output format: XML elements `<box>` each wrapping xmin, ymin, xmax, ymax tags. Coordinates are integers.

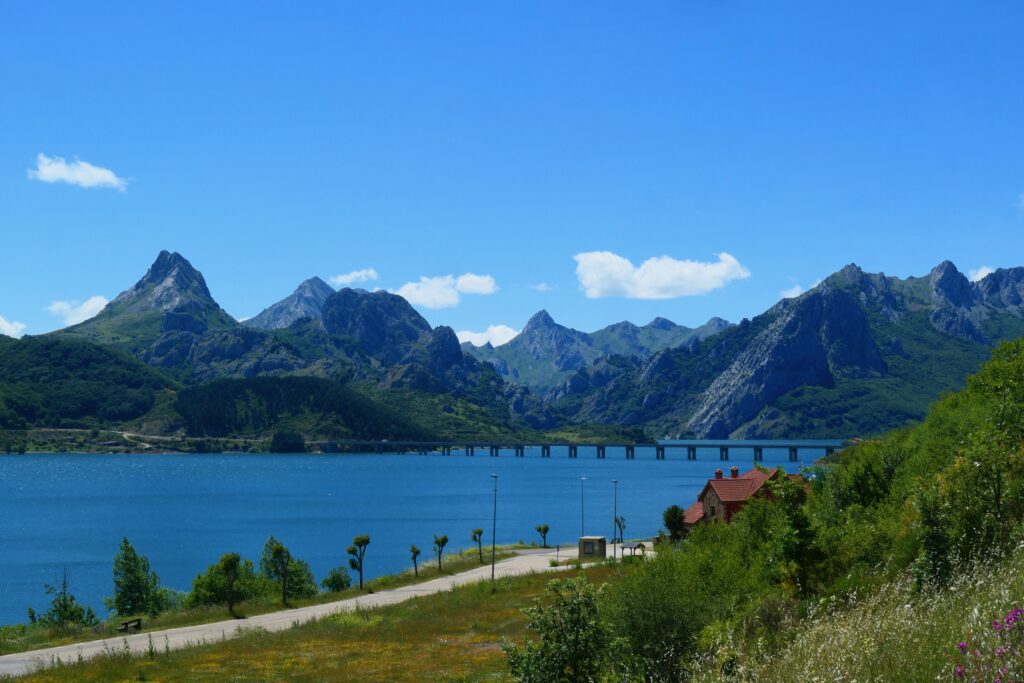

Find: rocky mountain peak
<box><xmin>929</xmin><ymin>261</ymin><xmax>975</xmax><ymax>308</ymax></box>
<box><xmin>110</xmin><ymin>251</ymin><xmax>218</xmax><ymax>314</ymax></box>
<box><xmin>645</xmin><ymin>317</ymin><xmax>677</xmax><ymax>331</ymax></box>
<box><xmin>321</xmin><ymin>288</ymin><xmax>432</xmax><ymax>363</ymax></box>
<box><xmin>524</xmin><ymin>310</ymin><xmax>556</xmax><ymax>331</ymax></box>
<box><xmin>244</xmin><ymin>276</ymin><xmax>336</xmax><ymax>331</ymax></box>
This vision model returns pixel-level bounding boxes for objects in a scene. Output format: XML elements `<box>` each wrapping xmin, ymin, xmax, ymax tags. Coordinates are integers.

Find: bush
<box><xmin>187</xmin><ymin>554</ymin><xmax>270</xmax><ymax>613</ymax></box>
<box><xmin>503</xmin><ymin>576</ymin><xmax>610</xmax><ymax>682</ymax></box>
<box><xmin>321</xmin><ymin>566</ymin><xmax>352</xmax><ymax>593</ymax></box>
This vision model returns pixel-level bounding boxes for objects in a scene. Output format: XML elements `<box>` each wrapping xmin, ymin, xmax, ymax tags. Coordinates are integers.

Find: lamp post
<box><xmin>490</xmin><ymin>474</ymin><xmax>498</xmax><ymax>583</ymax></box>
<box><xmin>612</xmin><ymin>478</ymin><xmax>618</xmax><ymax>560</ymax></box>
<box><xmin>580</xmin><ymin>476</ymin><xmax>587</xmax><ymax>537</ymax></box>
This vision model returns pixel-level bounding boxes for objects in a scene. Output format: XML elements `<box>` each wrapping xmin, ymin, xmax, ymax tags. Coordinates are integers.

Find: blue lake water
<box><xmin>0</xmin><ymin>444</ymin><xmax>832</xmax><ymax>626</ymax></box>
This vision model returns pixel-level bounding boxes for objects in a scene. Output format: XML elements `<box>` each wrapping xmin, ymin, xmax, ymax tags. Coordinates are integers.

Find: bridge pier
<box><xmin>789</xmin><ymin>447</ymin><xmax>798</xmax><ymax>462</ymax></box>
<box><xmin>490</xmin><ymin>446</ymin><xmax>499</xmax><ymax>457</ymax></box>
<box><xmin>443</xmin><ymin>446</ymin><xmax>451</xmax><ymax>456</ymax></box>
<box><xmin>656</xmin><ymin>445</ymin><xmax>666</xmax><ymax>460</ymax></box>
<box><xmin>625</xmin><ymin>445</ymin><xmax>634</xmax><ymax>460</ymax></box>
<box><xmin>719</xmin><ymin>446</ymin><xmax>729</xmax><ymax>461</ymax></box>
<box><xmin>825</xmin><ymin>447</ymin><xmax>835</xmax><ymax>457</ymax></box>
<box><xmin>597</xmin><ymin>445</ymin><xmax>605</xmax><ymax>459</ymax></box>
<box><xmin>569</xmin><ymin>445</ymin><xmax>578</xmax><ymax>459</ymax></box>
<box><xmin>754</xmin><ymin>446</ymin><xmax>763</xmax><ymax>462</ymax></box>
<box><xmin>687</xmin><ymin>446</ymin><xmax>697</xmax><ymax>460</ymax></box>
<box><xmin>515</xmin><ymin>446</ymin><xmax>524</xmax><ymax>457</ymax></box>
<box><xmin>467</xmin><ymin>446</ymin><xmax>475</xmax><ymax>457</ymax></box>
<box><xmin>541</xmin><ymin>445</ymin><xmax>550</xmax><ymax>458</ymax></box>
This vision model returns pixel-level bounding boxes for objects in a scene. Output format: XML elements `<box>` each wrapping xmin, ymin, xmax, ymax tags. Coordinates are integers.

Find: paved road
<box><xmin>0</xmin><ymin>544</ymin><xmax>604</xmax><ymax>678</ymax></box>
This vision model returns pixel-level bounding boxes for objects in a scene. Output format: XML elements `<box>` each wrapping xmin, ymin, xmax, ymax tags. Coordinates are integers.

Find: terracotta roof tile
<box><xmin>683</xmin><ymin>501</ymin><xmax>704</xmax><ymax>525</ymax></box>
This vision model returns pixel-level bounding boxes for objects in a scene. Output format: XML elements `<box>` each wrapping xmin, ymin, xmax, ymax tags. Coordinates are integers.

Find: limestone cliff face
<box><xmin>686</xmin><ymin>287</ymin><xmax>885</xmax><ymax>438</ymax></box>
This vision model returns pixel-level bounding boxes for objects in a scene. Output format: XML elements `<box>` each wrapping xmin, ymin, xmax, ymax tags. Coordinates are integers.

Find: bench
<box><xmin>117</xmin><ymin>618</ymin><xmax>142</xmax><ymax>633</ymax></box>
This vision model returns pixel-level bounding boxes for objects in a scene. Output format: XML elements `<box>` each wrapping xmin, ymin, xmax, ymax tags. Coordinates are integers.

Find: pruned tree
<box><xmin>433</xmin><ymin>534</ymin><xmax>448</xmax><ymax>572</ymax></box>
<box><xmin>348</xmin><ymin>535</ymin><xmax>370</xmax><ymax>590</ymax></box>
<box><xmin>472</xmin><ymin>528</ymin><xmax>484</xmax><ymax>563</ymax></box>
<box><xmin>410</xmin><ymin>544</ymin><xmax>421</xmax><ymax>577</ymax></box>
<box><xmin>535</xmin><ymin>524</ymin><xmax>550</xmax><ymax>548</ymax></box>
<box><xmin>615</xmin><ymin>516</ymin><xmax>626</xmax><ymax>544</ymax></box>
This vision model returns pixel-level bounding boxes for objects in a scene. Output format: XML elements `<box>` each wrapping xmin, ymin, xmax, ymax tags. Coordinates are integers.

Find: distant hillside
<box><xmin>464</xmin><ymin>310</ymin><xmax>730</xmax><ymax>391</ymax></box>
<box><xmin>174</xmin><ymin>376</ymin><xmax>431</xmax><ymax>440</ymax></box>
<box><xmin>243</xmin><ymin>277</ymin><xmax>335</xmax><ymax>331</ymax></box>
<box><xmin>550</xmin><ymin>262</ymin><xmax>1024</xmax><ymax>439</ymax></box>
<box><xmin>0</xmin><ymin>336</ymin><xmax>175</xmax><ymax>429</ymax></box>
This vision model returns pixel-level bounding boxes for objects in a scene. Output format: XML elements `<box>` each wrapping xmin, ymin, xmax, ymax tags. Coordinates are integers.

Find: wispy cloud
<box><xmin>46</xmin><ymin>296</ymin><xmax>109</xmax><ymax>327</ymax></box>
<box><xmin>456</xmin><ymin>324</ymin><xmax>520</xmax><ymax>347</ymax></box>
<box><xmin>329</xmin><ymin>268</ymin><xmax>379</xmax><ymax>287</ymax></box>
<box><xmin>530</xmin><ymin>282</ymin><xmax>554</xmax><ymax>292</ymax></box>
<box><xmin>780</xmin><ymin>284</ymin><xmax>805</xmax><ymax>299</ymax></box>
<box><xmin>0</xmin><ymin>315</ymin><xmax>26</xmax><ymax>338</ymax></box>
<box><xmin>28</xmin><ymin>153</ymin><xmax>127</xmax><ymax>191</ymax></box>
<box><xmin>968</xmin><ymin>266</ymin><xmax>995</xmax><ymax>282</ymax></box>
<box><xmin>574</xmin><ymin>251</ymin><xmax>750</xmax><ymax>299</ymax></box>
<box><xmin>394</xmin><ymin>273</ymin><xmax>498</xmax><ymax>309</ymax></box>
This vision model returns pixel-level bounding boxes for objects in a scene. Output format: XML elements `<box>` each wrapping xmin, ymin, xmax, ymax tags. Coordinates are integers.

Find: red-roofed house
<box><xmin>682</xmin><ymin>465</ymin><xmax>799</xmax><ymax>530</ymax></box>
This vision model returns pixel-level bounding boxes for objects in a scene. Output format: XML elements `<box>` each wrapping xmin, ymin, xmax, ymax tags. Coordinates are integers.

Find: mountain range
<box><xmin>4</xmin><ymin>251</ymin><xmax>1024</xmax><ymax>443</ymax></box>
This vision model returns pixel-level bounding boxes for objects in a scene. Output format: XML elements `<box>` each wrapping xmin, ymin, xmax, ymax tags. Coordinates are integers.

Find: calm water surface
<box><xmin>0</xmin><ymin>445</ymin><xmax>828</xmax><ymax>625</ymax></box>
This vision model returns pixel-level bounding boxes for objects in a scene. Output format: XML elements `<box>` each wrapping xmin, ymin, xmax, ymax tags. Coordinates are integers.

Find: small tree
<box><xmin>615</xmin><ymin>516</ymin><xmax>626</xmax><ymax>544</ymax></box>
<box><xmin>260</xmin><ymin>537</ymin><xmax>292</xmax><ymax>605</ymax></box>
<box><xmin>503</xmin><ymin>576</ymin><xmax>610</xmax><ymax>682</ymax></box>
<box><xmin>410</xmin><ymin>544</ymin><xmax>421</xmax><ymax>577</ymax></box>
<box><xmin>433</xmin><ymin>534</ymin><xmax>448</xmax><ymax>572</ymax></box>
<box><xmin>348</xmin><ymin>535</ymin><xmax>370</xmax><ymax>590</ymax></box>
<box><xmin>535</xmin><ymin>524</ymin><xmax>550</xmax><ymax>548</ymax></box>
<box><xmin>321</xmin><ymin>566</ymin><xmax>352</xmax><ymax>593</ymax></box>
<box><xmin>39</xmin><ymin>568</ymin><xmax>98</xmax><ymax>632</ymax></box>
<box><xmin>188</xmin><ymin>553</ymin><xmax>264</xmax><ymax>616</ymax></box>
<box><xmin>663</xmin><ymin>504</ymin><xmax>685</xmax><ymax>542</ymax></box>
<box><xmin>106</xmin><ymin>537</ymin><xmax>166</xmax><ymax>616</ymax></box>
<box><xmin>472</xmin><ymin>528</ymin><xmax>484</xmax><ymax>563</ymax></box>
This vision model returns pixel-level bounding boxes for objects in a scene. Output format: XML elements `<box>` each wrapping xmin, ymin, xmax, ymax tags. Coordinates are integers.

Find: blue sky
<box><xmin>2</xmin><ymin>2</ymin><xmax>1023</xmax><ymax>343</ymax></box>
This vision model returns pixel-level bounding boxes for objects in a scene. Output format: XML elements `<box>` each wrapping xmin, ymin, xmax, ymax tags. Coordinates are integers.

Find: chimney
<box><xmin>730</xmin><ymin>466</ymin><xmax>739</xmax><ymax>479</ymax></box>
<box><xmin>714</xmin><ymin>468</ymin><xmax>723</xmax><ymax>480</ymax></box>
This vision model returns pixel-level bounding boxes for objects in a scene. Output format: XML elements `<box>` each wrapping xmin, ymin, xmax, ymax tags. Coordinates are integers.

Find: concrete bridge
<box><xmin>312</xmin><ymin>439</ymin><xmax>849</xmax><ymax>462</ymax></box>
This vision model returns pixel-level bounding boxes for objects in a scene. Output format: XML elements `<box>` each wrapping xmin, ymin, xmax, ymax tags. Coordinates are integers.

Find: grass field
<box><xmin>11</xmin><ymin>564</ymin><xmax>617</xmax><ymax>683</ymax></box>
<box><xmin>0</xmin><ymin>546</ymin><xmax>521</xmax><ymax>658</ymax></box>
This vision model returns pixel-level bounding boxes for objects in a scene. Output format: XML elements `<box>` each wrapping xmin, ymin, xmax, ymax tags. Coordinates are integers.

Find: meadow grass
<box><xmin>11</xmin><ymin>564</ymin><xmax>618</xmax><ymax>683</ymax></box>
<box><xmin>0</xmin><ymin>546</ymin><xmax>520</xmax><ymax>657</ymax></box>
<box><xmin>692</xmin><ymin>545</ymin><xmax>1024</xmax><ymax>682</ymax></box>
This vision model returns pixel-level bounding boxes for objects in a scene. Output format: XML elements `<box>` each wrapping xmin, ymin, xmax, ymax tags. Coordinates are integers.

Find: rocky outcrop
<box><xmin>321</xmin><ymin>288</ymin><xmax>432</xmax><ymax>363</ymax></box>
<box><xmin>686</xmin><ymin>287</ymin><xmax>885</xmax><ymax>438</ymax></box>
<box><xmin>244</xmin><ymin>277</ymin><xmax>335</xmax><ymax>330</ymax></box>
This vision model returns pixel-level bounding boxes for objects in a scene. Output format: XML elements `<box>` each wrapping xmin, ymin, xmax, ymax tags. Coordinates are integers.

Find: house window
<box><xmin>583</xmin><ymin>541</ymin><xmax>594</xmax><ymax>555</ymax></box>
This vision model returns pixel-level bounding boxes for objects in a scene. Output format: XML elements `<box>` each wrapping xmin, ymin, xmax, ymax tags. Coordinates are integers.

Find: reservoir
<box><xmin>0</xmin><ymin>444</ymin><xmax>830</xmax><ymax>625</ymax></box>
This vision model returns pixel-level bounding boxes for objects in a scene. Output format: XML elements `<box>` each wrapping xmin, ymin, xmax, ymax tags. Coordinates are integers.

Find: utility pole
<box><xmin>580</xmin><ymin>476</ymin><xmax>587</xmax><ymax>537</ymax></box>
<box><xmin>490</xmin><ymin>474</ymin><xmax>498</xmax><ymax>583</ymax></box>
<box><xmin>612</xmin><ymin>478</ymin><xmax>618</xmax><ymax>560</ymax></box>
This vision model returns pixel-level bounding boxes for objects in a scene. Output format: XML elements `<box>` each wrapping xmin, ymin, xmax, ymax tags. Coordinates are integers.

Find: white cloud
<box><xmin>968</xmin><ymin>266</ymin><xmax>995</xmax><ymax>282</ymax></box>
<box><xmin>456</xmin><ymin>273</ymin><xmax>497</xmax><ymax>295</ymax></box>
<box><xmin>456</xmin><ymin>325</ymin><xmax>520</xmax><ymax>347</ymax></box>
<box><xmin>46</xmin><ymin>296</ymin><xmax>109</xmax><ymax>326</ymax></box>
<box><xmin>394</xmin><ymin>272</ymin><xmax>498</xmax><ymax>309</ymax></box>
<box><xmin>28</xmin><ymin>153</ymin><xmax>127</xmax><ymax>191</ymax></box>
<box><xmin>329</xmin><ymin>268</ymin><xmax>379</xmax><ymax>287</ymax></box>
<box><xmin>780</xmin><ymin>284</ymin><xmax>805</xmax><ymax>299</ymax></box>
<box><xmin>574</xmin><ymin>251</ymin><xmax>750</xmax><ymax>299</ymax></box>
<box><xmin>530</xmin><ymin>282</ymin><xmax>554</xmax><ymax>292</ymax></box>
<box><xmin>0</xmin><ymin>315</ymin><xmax>26</xmax><ymax>338</ymax></box>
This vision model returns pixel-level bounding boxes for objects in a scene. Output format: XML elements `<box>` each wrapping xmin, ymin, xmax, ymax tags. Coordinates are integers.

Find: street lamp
<box><xmin>580</xmin><ymin>476</ymin><xmax>587</xmax><ymax>537</ymax></box>
<box><xmin>612</xmin><ymin>479</ymin><xmax>618</xmax><ymax>560</ymax></box>
<box><xmin>490</xmin><ymin>474</ymin><xmax>498</xmax><ymax>583</ymax></box>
